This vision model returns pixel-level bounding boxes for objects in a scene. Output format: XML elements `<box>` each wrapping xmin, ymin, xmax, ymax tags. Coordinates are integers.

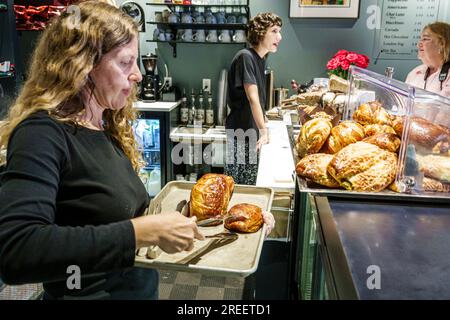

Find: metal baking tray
<box><xmin>134</xmin><ymin>181</ymin><xmax>274</xmax><ymax>277</ymax></box>
<box><xmin>287</xmin><ymin>125</ymin><xmax>450</xmax><ymax>204</ymax></box>
<box><xmin>297</xmin><ymin>176</ymin><xmax>450</xmax><ymax>204</ymax></box>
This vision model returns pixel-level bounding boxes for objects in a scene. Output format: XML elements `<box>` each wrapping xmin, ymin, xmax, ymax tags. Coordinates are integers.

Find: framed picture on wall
<box><xmin>289</xmin><ymin>0</ymin><xmax>360</xmax><ymax>19</ymax></box>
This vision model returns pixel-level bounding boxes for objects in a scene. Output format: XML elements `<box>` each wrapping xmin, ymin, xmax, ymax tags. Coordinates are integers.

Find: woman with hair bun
<box><xmin>225</xmin><ymin>12</ymin><xmax>282</xmax><ymax>185</ymax></box>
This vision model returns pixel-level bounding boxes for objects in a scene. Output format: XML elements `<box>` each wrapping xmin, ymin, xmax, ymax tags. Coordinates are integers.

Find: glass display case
<box><xmin>346</xmin><ymin>66</ymin><xmax>450</xmax><ymax>198</ymax></box>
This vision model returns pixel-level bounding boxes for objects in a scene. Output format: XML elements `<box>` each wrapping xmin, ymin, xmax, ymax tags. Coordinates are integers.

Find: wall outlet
<box><xmin>202</xmin><ymin>78</ymin><xmax>211</xmax><ymax>92</ymax></box>
<box><xmin>164</xmin><ymin>77</ymin><xmax>172</xmax><ymax>88</ymax></box>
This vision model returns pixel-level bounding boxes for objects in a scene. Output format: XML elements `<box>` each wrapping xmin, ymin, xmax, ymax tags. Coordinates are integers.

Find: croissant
<box><xmin>392</xmin><ymin>116</ymin><xmax>404</xmax><ymax>137</ymax></box>
<box><xmin>295</xmin><ymin>153</ymin><xmax>340</xmax><ymax>188</ymax></box>
<box><xmin>422</xmin><ymin>177</ymin><xmax>450</xmax><ymax>193</ymax></box>
<box><xmin>416</xmin><ymin>154</ymin><xmax>450</xmax><ymax>183</ymax></box>
<box><xmin>190</xmin><ymin>173</ymin><xmax>235</xmax><ymax>221</ymax></box>
<box><xmin>321</xmin><ymin>120</ymin><xmax>365</xmax><ymax>154</ymax></box>
<box><xmin>363</xmin><ymin>133</ymin><xmax>401</xmax><ymax>153</ymax></box>
<box><xmin>224</xmin><ymin>203</ymin><xmax>263</xmax><ymax>233</ymax></box>
<box><xmin>327</xmin><ymin>142</ymin><xmax>397</xmax><ymax>192</ymax></box>
<box><xmin>432</xmin><ymin>141</ymin><xmax>450</xmax><ymax>156</ymax></box>
<box><xmin>352</xmin><ymin>101</ymin><xmax>393</xmax><ymax>126</ymax></box>
<box><xmin>409</xmin><ymin>117</ymin><xmax>450</xmax><ymax>151</ymax></box>
<box><xmin>296</xmin><ymin>117</ymin><xmax>332</xmax><ymax>157</ymax></box>
<box><xmin>364</xmin><ymin>124</ymin><xmax>397</xmax><ymax>137</ymax></box>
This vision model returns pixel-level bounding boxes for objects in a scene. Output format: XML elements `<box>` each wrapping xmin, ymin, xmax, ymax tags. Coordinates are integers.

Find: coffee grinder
<box><xmin>141</xmin><ymin>53</ymin><xmax>160</xmax><ymax>101</ymax></box>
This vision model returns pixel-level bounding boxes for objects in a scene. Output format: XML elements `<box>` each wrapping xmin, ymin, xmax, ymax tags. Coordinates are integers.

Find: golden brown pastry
<box><xmin>416</xmin><ymin>154</ymin><xmax>450</xmax><ymax>183</ymax></box>
<box><xmin>352</xmin><ymin>101</ymin><xmax>393</xmax><ymax>126</ymax></box>
<box><xmin>327</xmin><ymin>142</ymin><xmax>398</xmax><ymax>192</ymax></box>
<box><xmin>190</xmin><ymin>174</ymin><xmax>235</xmax><ymax>221</ymax></box>
<box><xmin>432</xmin><ymin>141</ymin><xmax>450</xmax><ymax>156</ymax></box>
<box><xmin>364</xmin><ymin>124</ymin><xmax>397</xmax><ymax>137</ymax></box>
<box><xmin>224</xmin><ymin>203</ymin><xmax>263</xmax><ymax>233</ymax></box>
<box><xmin>409</xmin><ymin>117</ymin><xmax>450</xmax><ymax>151</ymax></box>
<box><xmin>295</xmin><ymin>153</ymin><xmax>340</xmax><ymax>188</ymax></box>
<box><xmin>311</xmin><ymin>111</ymin><xmax>334</xmax><ymax>121</ymax></box>
<box><xmin>296</xmin><ymin>117</ymin><xmax>333</xmax><ymax>157</ymax></box>
<box><xmin>321</xmin><ymin>121</ymin><xmax>365</xmax><ymax>154</ymax></box>
<box><xmin>392</xmin><ymin>116</ymin><xmax>404</xmax><ymax>137</ymax></box>
<box><xmin>422</xmin><ymin>177</ymin><xmax>450</xmax><ymax>192</ymax></box>
<box><xmin>363</xmin><ymin>133</ymin><xmax>401</xmax><ymax>153</ymax></box>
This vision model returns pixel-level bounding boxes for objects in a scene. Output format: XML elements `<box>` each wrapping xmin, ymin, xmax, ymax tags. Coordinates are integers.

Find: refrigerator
<box><xmin>133</xmin><ymin>109</ymin><xmax>177</xmax><ymax>197</ymax></box>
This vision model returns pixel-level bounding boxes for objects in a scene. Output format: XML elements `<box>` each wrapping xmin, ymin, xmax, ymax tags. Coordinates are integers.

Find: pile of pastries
<box><xmin>294</xmin><ymin>101</ymin><xmax>450</xmax><ymax>193</ymax></box>
<box><xmin>189</xmin><ymin>174</ymin><xmax>264</xmax><ymax>233</ymax></box>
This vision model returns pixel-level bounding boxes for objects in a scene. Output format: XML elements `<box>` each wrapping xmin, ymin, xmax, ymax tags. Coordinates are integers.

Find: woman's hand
<box><xmin>262</xmin><ymin>211</ymin><xmax>275</xmax><ymax>238</ymax></box>
<box><xmin>131</xmin><ymin>212</ymin><xmax>205</xmax><ymax>253</ymax></box>
<box><xmin>256</xmin><ymin>128</ymin><xmax>270</xmax><ymax>152</ymax></box>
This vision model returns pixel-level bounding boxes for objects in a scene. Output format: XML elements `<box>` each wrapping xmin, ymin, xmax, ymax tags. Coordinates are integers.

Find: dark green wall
<box><xmin>145</xmin><ymin>0</ymin><xmax>449</xmax><ymax>104</ymax></box>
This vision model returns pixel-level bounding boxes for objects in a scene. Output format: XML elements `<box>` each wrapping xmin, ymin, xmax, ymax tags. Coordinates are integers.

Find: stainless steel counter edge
<box><xmin>314</xmin><ymin>196</ymin><xmax>359</xmax><ymax>300</ymax></box>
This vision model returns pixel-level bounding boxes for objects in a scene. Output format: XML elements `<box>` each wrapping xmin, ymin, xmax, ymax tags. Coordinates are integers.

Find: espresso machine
<box><xmin>141</xmin><ymin>53</ymin><xmax>160</xmax><ymax>101</ymax></box>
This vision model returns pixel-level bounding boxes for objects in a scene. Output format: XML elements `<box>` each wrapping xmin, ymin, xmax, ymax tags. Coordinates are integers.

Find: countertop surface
<box><xmin>134</xmin><ymin>100</ymin><xmax>180</xmax><ymax>112</ymax></box>
<box><xmin>256</xmin><ymin>120</ymin><xmax>295</xmax><ymax>192</ymax></box>
<box><xmin>327</xmin><ymin>198</ymin><xmax>450</xmax><ymax>299</ymax></box>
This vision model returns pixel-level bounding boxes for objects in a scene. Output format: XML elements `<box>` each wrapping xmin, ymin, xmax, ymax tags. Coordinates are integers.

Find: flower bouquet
<box><xmin>326</xmin><ymin>50</ymin><xmax>370</xmax><ymax>80</ymax></box>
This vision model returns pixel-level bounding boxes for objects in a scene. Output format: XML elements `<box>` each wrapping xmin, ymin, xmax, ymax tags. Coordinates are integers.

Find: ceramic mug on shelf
<box><xmin>215</xmin><ymin>11</ymin><xmax>226</xmax><ymax>24</ymax></box>
<box><xmin>181</xmin><ymin>12</ymin><xmax>194</xmax><ymax>24</ymax></box>
<box><xmin>232</xmin><ymin>29</ymin><xmax>246</xmax><ymax>42</ymax></box>
<box><xmin>206</xmin><ymin>29</ymin><xmax>218</xmax><ymax>42</ymax></box>
<box><xmin>205</xmin><ymin>13</ymin><xmax>217</xmax><ymax>24</ymax></box>
<box><xmin>153</xmin><ymin>28</ymin><xmax>161</xmax><ymax>40</ymax></box>
<box><xmin>237</xmin><ymin>14</ymin><xmax>248</xmax><ymax>24</ymax></box>
<box><xmin>193</xmin><ymin>29</ymin><xmax>206</xmax><ymax>42</ymax></box>
<box><xmin>162</xmin><ymin>9</ymin><xmax>171</xmax><ymax>23</ymax></box>
<box><xmin>168</xmin><ymin>12</ymin><xmax>180</xmax><ymax>23</ymax></box>
<box><xmin>181</xmin><ymin>29</ymin><xmax>193</xmax><ymax>42</ymax></box>
<box><xmin>154</xmin><ymin>11</ymin><xmax>163</xmax><ymax>23</ymax></box>
<box><xmin>226</xmin><ymin>14</ymin><xmax>237</xmax><ymax>24</ymax></box>
<box><xmin>157</xmin><ymin>31</ymin><xmax>166</xmax><ymax>41</ymax></box>
<box><xmin>194</xmin><ymin>13</ymin><xmax>205</xmax><ymax>24</ymax></box>
<box><xmin>165</xmin><ymin>30</ymin><xmax>175</xmax><ymax>41</ymax></box>
<box><xmin>218</xmin><ymin>29</ymin><xmax>231</xmax><ymax>43</ymax></box>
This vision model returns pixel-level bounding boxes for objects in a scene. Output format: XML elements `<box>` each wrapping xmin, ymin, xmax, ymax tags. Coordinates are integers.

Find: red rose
<box><xmin>340</xmin><ymin>60</ymin><xmax>350</xmax><ymax>70</ymax></box>
<box><xmin>334</xmin><ymin>49</ymin><xmax>348</xmax><ymax>58</ymax></box>
<box><xmin>327</xmin><ymin>59</ymin><xmax>338</xmax><ymax>70</ymax></box>
<box><xmin>327</xmin><ymin>58</ymin><xmax>339</xmax><ymax>70</ymax></box>
<box><xmin>346</xmin><ymin>52</ymin><xmax>359</xmax><ymax>63</ymax></box>
<box><xmin>355</xmin><ymin>55</ymin><xmax>369</xmax><ymax>68</ymax></box>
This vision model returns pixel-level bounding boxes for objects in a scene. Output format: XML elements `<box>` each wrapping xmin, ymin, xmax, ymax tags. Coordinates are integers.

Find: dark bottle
<box><xmin>180</xmin><ymin>88</ymin><xmax>188</xmax><ymax>125</ymax></box>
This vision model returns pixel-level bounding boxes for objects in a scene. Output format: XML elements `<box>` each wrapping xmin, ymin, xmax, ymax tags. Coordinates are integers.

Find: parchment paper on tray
<box><xmin>134</xmin><ymin>181</ymin><xmax>274</xmax><ymax>277</ymax></box>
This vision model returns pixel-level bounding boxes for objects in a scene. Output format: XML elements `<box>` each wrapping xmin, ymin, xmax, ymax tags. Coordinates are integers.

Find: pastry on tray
<box><xmin>190</xmin><ymin>173</ymin><xmax>234</xmax><ymax>221</ymax></box>
<box><xmin>224</xmin><ymin>203</ymin><xmax>263</xmax><ymax>233</ymax></box>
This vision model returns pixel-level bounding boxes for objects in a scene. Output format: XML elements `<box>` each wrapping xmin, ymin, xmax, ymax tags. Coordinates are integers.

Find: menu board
<box><xmin>375</xmin><ymin>0</ymin><xmax>440</xmax><ymax>60</ymax></box>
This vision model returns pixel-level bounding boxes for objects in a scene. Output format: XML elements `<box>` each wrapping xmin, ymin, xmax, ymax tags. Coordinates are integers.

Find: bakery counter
<box><xmin>256</xmin><ymin>121</ymin><xmax>295</xmax><ymax>192</ymax></box>
<box><xmin>312</xmin><ymin>196</ymin><xmax>450</xmax><ymax>299</ymax></box>
<box><xmin>134</xmin><ymin>100</ymin><xmax>181</xmax><ymax>112</ymax></box>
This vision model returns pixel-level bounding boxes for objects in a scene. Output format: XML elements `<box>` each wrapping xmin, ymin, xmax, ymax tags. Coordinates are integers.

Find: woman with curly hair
<box><xmin>225</xmin><ymin>12</ymin><xmax>282</xmax><ymax>185</ymax></box>
<box><xmin>0</xmin><ymin>1</ymin><xmax>203</xmax><ymax>300</ymax></box>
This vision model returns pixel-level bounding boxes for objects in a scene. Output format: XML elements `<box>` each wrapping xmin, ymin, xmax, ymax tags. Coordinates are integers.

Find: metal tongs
<box><xmin>205</xmin><ymin>231</ymin><xmax>238</xmax><ymax>240</ymax></box>
<box><xmin>176</xmin><ymin>199</ymin><xmax>224</xmax><ymax>227</ymax></box>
